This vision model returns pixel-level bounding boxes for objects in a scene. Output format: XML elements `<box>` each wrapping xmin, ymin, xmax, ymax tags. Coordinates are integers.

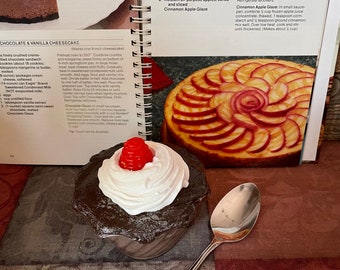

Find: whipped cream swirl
<box><xmin>98</xmin><ymin>141</ymin><xmax>189</xmax><ymax>215</ymax></box>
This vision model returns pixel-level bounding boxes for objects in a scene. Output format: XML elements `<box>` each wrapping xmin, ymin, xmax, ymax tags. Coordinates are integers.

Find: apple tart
<box><xmin>163</xmin><ymin>59</ymin><xmax>315</xmax><ymax>167</ymax></box>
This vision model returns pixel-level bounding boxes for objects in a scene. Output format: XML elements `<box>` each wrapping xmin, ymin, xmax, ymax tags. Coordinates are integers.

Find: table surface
<box><xmin>1</xmin><ymin>142</ymin><xmax>340</xmax><ymax>270</ymax></box>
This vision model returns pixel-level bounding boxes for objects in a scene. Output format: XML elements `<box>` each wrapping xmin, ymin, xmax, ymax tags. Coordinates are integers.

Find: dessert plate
<box><xmin>0</xmin><ymin>0</ymin><xmax>125</xmax><ymax>30</ymax></box>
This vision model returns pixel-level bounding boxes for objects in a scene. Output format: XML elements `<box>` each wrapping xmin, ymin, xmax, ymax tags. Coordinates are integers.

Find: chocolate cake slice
<box><xmin>0</xmin><ymin>0</ymin><xmax>59</xmax><ymax>24</ymax></box>
<box><xmin>73</xmin><ymin>143</ymin><xmax>209</xmax><ymax>259</ymax></box>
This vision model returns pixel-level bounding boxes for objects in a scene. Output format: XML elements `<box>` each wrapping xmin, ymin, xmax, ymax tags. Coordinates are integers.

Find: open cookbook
<box><xmin>0</xmin><ymin>0</ymin><xmax>338</xmax><ymax>166</ymax></box>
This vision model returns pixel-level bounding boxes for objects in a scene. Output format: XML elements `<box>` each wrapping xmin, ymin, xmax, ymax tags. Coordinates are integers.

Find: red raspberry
<box><xmin>119</xmin><ymin>137</ymin><xmax>154</xmax><ymax>171</ymax></box>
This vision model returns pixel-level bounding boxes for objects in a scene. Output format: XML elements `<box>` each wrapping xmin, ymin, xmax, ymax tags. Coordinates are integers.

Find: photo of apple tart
<box><xmin>163</xmin><ymin>58</ymin><xmax>315</xmax><ymax>167</ymax></box>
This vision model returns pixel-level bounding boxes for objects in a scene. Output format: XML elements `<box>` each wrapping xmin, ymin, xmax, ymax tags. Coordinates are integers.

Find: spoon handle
<box><xmin>187</xmin><ymin>238</ymin><xmax>221</xmax><ymax>270</ymax></box>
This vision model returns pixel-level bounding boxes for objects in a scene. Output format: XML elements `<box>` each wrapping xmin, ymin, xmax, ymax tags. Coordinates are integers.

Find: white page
<box><xmin>145</xmin><ymin>0</ymin><xmax>328</xmax><ymax>56</ymax></box>
<box><xmin>0</xmin><ymin>30</ymin><xmax>146</xmax><ymax>165</ymax></box>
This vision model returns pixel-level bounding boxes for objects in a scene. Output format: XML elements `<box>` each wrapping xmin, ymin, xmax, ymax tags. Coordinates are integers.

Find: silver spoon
<box><xmin>188</xmin><ymin>182</ymin><xmax>261</xmax><ymax>270</ymax></box>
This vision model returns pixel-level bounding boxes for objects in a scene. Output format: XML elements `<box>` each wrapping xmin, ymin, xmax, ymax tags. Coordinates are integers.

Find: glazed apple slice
<box><xmin>172</xmin><ymin>112</ymin><xmax>217</xmax><ymax>125</ymax></box>
<box><xmin>250</xmin><ymin>111</ymin><xmax>286</xmax><ymax>126</ymax></box>
<box><xmin>219</xmin><ymin>82</ymin><xmax>247</xmax><ymax>93</ymax></box>
<box><xmin>176</xmin><ymin>90</ymin><xmax>210</xmax><ymax>107</ymax></box>
<box><xmin>222</xmin><ymin>131</ymin><xmax>254</xmax><ymax>153</ymax></box>
<box><xmin>190</xmin><ymin>123</ymin><xmax>236</xmax><ymax>141</ymax></box>
<box><xmin>262</xmin><ymin>66</ymin><xmax>299</xmax><ymax>85</ymax></box>
<box><xmin>220</xmin><ymin>62</ymin><xmax>242</xmax><ymax>82</ymax></box>
<box><xmin>281</xmin><ymin>119</ymin><xmax>301</xmax><ymax>147</ymax></box>
<box><xmin>179</xmin><ymin>120</ymin><xmax>227</xmax><ymax>133</ymax></box>
<box><xmin>289</xmin><ymin>86</ymin><xmax>312</xmax><ymax>98</ymax></box>
<box><xmin>205</xmin><ymin>68</ymin><xmax>223</xmax><ymax>87</ymax></box>
<box><xmin>230</xmin><ymin>89</ymin><xmax>268</xmax><ymax>113</ymax></box>
<box><xmin>235</xmin><ymin>62</ymin><xmax>261</xmax><ymax>84</ymax></box>
<box><xmin>261</xmin><ymin>96</ymin><xmax>297</xmax><ymax>116</ymax></box>
<box><xmin>209</xmin><ymin>92</ymin><xmax>234</xmax><ymax>108</ymax></box>
<box><xmin>181</xmin><ymin>84</ymin><xmax>213</xmax><ymax>101</ymax></box>
<box><xmin>173</xmin><ymin>102</ymin><xmax>215</xmax><ymax>117</ymax></box>
<box><xmin>216</xmin><ymin>101</ymin><xmax>233</xmax><ymax>123</ymax></box>
<box><xmin>268</xmin><ymin>126</ymin><xmax>285</xmax><ymax>152</ymax></box>
<box><xmin>295</xmin><ymin>94</ymin><xmax>311</xmax><ymax>103</ymax></box>
<box><xmin>203</xmin><ymin>126</ymin><xmax>246</xmax><ymax>148</ymax></box>
<box><xmin>191</xmin><ymin>75</ymin><xmax>220</xmax><ymax>94</ymax></box>
<box><xmin>287</xmin><ymin>114</ymin><xmax>307</xmax><ymax>137</ymax></box>
<box><xmin>251</xmin><ymin>62</ymin><xmax>285</xmax><ymax>78</ymax></box>
<box><xmin>286</xmin><ymin>77</ymin><xmax>315</xmax><ymax>91</ymax></box>
<box><xmin>232</xmin><ymin>113</ymin><xmax>258</xmax><ymax>130</ymax></box>
<box><xmin>247</xmin><ymin>128</ymin><xmax>270</xmax><ymax>153</ymax></box>
<box><xmin>244</xmin><ymin>77</ymin><xmax>270</xmax><ymax>93</ymax></box>
<box><xmin>277</xmin><ymin>71</ymin><xmax>314</xmax><ymax>84</ymax></box>
<box><xmin>287</xmin><ymin>108</ymin><xmax>309</xmax><ymax>118</ymax></box>
<box><xmin>295</xmin><ymin>100</ymin><xmax>310</xmax><ymax>109</ymax></box>
<box><xmin>267</xmin><ymin>82</ymin><xmax>288</xmax><ymax>104</ymax></box>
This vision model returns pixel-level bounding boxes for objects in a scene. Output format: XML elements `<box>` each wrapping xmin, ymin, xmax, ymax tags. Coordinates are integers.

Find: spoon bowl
<box><xmin>188</xmin><ymin>182</ymin><xmax>261</xmax><ymax>270</ymax></box>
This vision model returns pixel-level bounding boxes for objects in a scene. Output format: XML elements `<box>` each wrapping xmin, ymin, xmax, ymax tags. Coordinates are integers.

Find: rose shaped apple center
<box><xmin>231</xmin><ymin>89</ymin><xmax>268</xmax><ymax>113</ymax></box>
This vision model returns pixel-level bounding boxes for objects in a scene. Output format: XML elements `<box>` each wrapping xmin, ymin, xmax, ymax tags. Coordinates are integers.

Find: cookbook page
<box><xmin>146</xmin><ymin>0</ymin><xmax>328</xmax><ymax>56</ymax></box>
<box><xmin>0</xmin><ymin>0</ymin><xmax>151</xmax><ymax>165</ymax></box>
<box><xmin>0</xmin><ymin>30</ymin><xmax>145</xmax><ymax>165</ymax></box>
<box><xmin>146</xmin><ymin>0</ymin><xmax>330</xmax><ymax>166</ymax></box>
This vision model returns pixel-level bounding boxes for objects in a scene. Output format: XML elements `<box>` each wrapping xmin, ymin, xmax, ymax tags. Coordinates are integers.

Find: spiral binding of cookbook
<box><xmin>130</xmin><ymin>1</ymin><xmax>152</xmax><ymax>138</ymax></box>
